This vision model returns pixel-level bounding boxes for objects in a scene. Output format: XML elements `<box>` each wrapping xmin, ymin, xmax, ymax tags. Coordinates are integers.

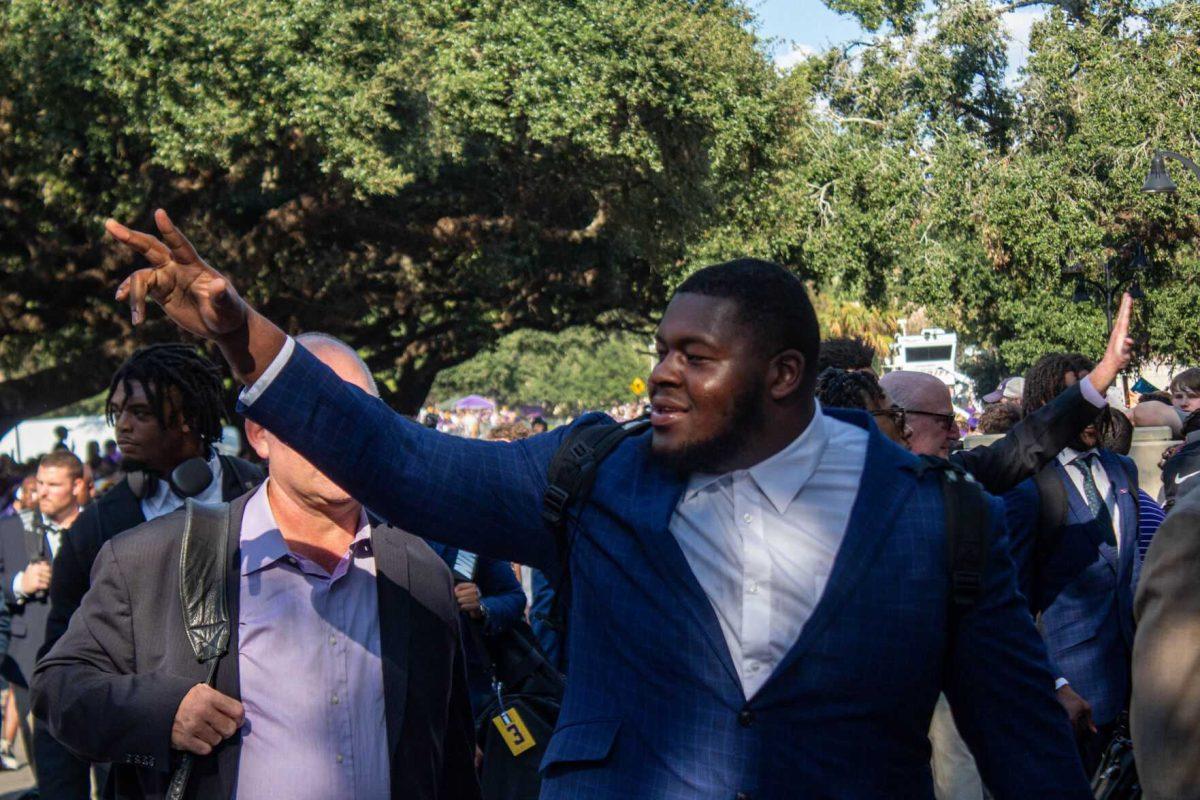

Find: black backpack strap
<box><xmin>541</xmin><ymin>416</ymin><xmax>650</xmax><ymax>629</ymax></box>
<box><xmin>915</xmin><ymin>455</ymin><xmax>990</xmax><ymax>609</ymax></box>
<box><xmin>167</xmin><ymin>499</ymin><xmax>233</xmax><ymax>800</ymax></box>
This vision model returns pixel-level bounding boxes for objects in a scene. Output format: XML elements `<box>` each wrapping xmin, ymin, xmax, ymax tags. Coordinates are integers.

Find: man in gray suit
<box><xmin>32</xmin><ymin>335</ymin><xmax>479</xmax><ymax>800</ymax></box>
<box><xmin>1132</xmin><ymin>487</ymin><xmax>1200</xmax><ymax>799</ymax></box>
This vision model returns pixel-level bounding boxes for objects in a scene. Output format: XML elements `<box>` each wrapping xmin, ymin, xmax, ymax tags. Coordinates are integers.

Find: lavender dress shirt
<box><xmin>234</xmin><ymin>482</ymin><xmax>390</xmax><ymax>799</ymax></box>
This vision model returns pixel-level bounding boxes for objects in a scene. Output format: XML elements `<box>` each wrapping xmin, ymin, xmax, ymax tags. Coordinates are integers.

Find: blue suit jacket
<box><xmin>242</xmin><ymin>345</ymin><xmax>1089</xmax><ymax>800</ymax></box>
<box><xmin>1003</xmin><ymin>451</ymin><xmax>1139</xmax><ymax>726</ymax></box>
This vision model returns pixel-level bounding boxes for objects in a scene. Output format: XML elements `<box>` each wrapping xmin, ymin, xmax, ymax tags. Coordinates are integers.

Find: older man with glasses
<box><xmin>879</xmin><ymin>295</ymin><xmax>1134</xmax><ymax>497</ymax></box>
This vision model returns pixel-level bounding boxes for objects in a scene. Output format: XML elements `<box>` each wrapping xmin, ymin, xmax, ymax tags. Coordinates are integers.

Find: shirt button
<box><xmin>329</xmin><ymin>635</ymin><xmax>336</xmax><ymax>646</ymax></box>
<box><xmin>746</xmin><ymin>581</ymin><xmax>759</xmax><ymax>595</ymax></box>
<box><xmin>738</xmin><ymin>710</ymin><xmax>753</xmax><ymax>728</ymax></box>
<box><xmin>742</xmin><ymin>513</ymin><xmax>753</xmax><ymax>524</ymax></box>
<box><xmin>336</xmin><ymin>754</ymin><xmax>344</xmax><ymax>764</ymax></box>
<box><xmin>331</xmin><ymin>694</ymin><xmax>340</xmax><ymax>705</ymax></box>
<box><xmin>746</xmin><ymin>660</ymin><xmax>760</xmax><ymax>673</ymax></box>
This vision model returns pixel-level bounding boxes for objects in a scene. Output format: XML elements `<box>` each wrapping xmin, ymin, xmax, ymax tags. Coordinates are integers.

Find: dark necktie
<box><xmin>1072</xmin><ymin>454</ymin><xmax>1115</xmax><ymax>545</ymax></box>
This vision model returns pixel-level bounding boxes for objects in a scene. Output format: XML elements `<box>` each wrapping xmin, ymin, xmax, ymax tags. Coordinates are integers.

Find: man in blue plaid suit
<box><xmin>107</xmin><ymin>212</ymin><xmax>1091</xmax><ymax>799</ymax></box>
<box><xmin>1004</xmin><ymin>354</ymin><xmax>1142</xmax><ymax>776</ymax></box>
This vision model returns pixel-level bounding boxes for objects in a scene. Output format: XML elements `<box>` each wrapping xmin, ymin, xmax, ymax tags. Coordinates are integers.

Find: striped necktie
<box><xmin>1072</xmin><ymin>454</ymin><xmax>1115</xmax><ymax>545</ymax></box>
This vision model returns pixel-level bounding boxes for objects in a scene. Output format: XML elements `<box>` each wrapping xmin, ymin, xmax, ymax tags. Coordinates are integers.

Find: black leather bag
<box><xmin>166</xmin><ymin>500</ymin><xmax>232</xmax><ymax>800</ymax></box>
<box><xmin>473</xmin><ymin>620</ymin><xmax>564</xmax><ymax>800</ymax></box>
<box><xmin>1091</xmin><ymin>715</ymin><xmax>1141</xmax><ymax>800</ymax></box>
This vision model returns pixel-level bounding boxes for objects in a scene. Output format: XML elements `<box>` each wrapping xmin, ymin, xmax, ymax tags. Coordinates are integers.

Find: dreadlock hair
<box><xmin>818</xmin><ymin>337</ymin><xmax>877</xmax><ymax>373</ymax></box>
<box><xmin>815</xmin><ymin>368</ymin><xmax>886</xmax><ymax>411</ymax></box>
<box><xmin>1098</xmin><ymin>408</ymin><xmax>1134</xmax><ymax>455</ymax></box>
<box><xmin>1022</xmin><ymin>353</ymin><xmax>1082</xmax><ymax>415</ymax></box>
<box><xmin>105</xmin><ymin>343</ymin><xmax>227</xmax><ymax>449</ymax></box>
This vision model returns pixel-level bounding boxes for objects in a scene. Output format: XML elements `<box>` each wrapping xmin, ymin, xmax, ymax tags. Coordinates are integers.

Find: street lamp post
<box><xmin>1061</xmin><ymin>244</ymin><xmax>1148</xmax><ymax>403</ymax></box>
<box><xmin>1061</xmin><ymin>244</ymin><xmax>1147</xmax><ymax>336</ymax></box>
<box><xmin>1143</xmin><ymin>149</ymin><xmax>1200</xmax><ymax>194</ymax></box>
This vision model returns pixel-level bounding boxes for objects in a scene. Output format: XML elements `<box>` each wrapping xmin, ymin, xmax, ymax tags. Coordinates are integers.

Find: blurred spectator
<box><xmin>1138</xmin><ymin>390</ymin><xmax>1173</xmax><ymax>406</ymax></box>
<box><xmin>74</xmin><ymin>465</ymin><xmax>95</xmax><ymax>508</ymax></box>
<box><xmin>51</xmin><ymin>427</ymin><xmax>70</xmax><ymax>452</ymax></box>
<box><xmin>1</xmin><ymin>475</ymin><xmax>37</xmax><ymax>518</ymax></box>
<box><xmin>1129</xmin><ymin>399</ymin><xmax>1183</xmax><ymax>440</ymax></box>
<box><xmin>1170</xmin><ymin>368</ymin><xmax>1200</xmax><ymax>417</ymax></box>
<box><xmin>817</xmin><ymin>336</ymin><xmax>876</xmax><ymax>375</ymax></box>
<box><xmin>1162</xmin><ymin>410</ymin><xmax>1200</xmax><ymax>512</ymax></box>
<box><xmin>978</xmin><ymin>403</ymin><xmax>1022</xmax><ymax>435</ymax></box>
<box><xmin>101</xmin><ymin>440</ymin><xmax>121</xmax><ymax>471</ymax></box>
<box><xmin>983</xmin><ymin>376</ymin><xmax>1025</xmax><ymax>407</ymax></box>
<box><xmin>422</xmin><ymin>412</ymin><xmax>440</xmax><ymax>429</ymax></box>
<box><xmin>530</xmin><ymin>416</ymin><xmax>549</xmax><ymax>434</ymax></box>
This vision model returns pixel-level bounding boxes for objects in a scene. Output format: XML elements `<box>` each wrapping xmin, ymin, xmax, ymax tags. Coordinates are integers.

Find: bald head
<box><xmin>296</xmin><ymin>333</ymin><xmax>378</xmax><ymax>397</ymax></box>
<box><xmin>1129</xmin><ymin>400</ymin><xmax>1182</xmax><ymax>438</ymax></box>
<box><xmin>880</xmin><ymin>371</ymin><xmax>951</xmax><ymax>414</ymax></box>
<box><xmin>879</xmin><ymin>371</ymin><xmax>958</xmax><ymax>457</ymax></box>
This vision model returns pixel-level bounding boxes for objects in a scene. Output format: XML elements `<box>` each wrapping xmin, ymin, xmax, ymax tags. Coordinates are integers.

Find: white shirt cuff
<box><xmin>11</xmin><ymin>572</ymin><xmax>27</xmax><ymax>603</ymax></box>
<box><xmin>1080</xmin><ymin>377</ymin><xmax>1107</xmax><ymax>408</ymax></box>
<box><xmin>1054</xmin><ymin>677</ymin><xmax>1070</xmax><ymax>690</ymax></box>
<box><xmin>238</xmin><ymin>336</ymin><xmax>296</xmax><ymax>407</ymax></box>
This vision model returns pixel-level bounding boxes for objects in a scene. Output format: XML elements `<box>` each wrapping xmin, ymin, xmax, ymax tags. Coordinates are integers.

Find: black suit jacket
<box><xmin>0</xmin><ymin>512</ymin><xmax>52</xmax><ymax>687</ymax></box>
<box><xmin>42</xmin><ymin>455</ymin><xmax>262</xmax><ymax>660</ymax></box>
<box><xmin>31</xmin><ymin>492</ymin><xmax>480</xmax><ymax>800</ymax></box>
<box><xmin>950</xmin><ymin>383</ymin><xmax>1104</xmax><ymax>495</ymax></box>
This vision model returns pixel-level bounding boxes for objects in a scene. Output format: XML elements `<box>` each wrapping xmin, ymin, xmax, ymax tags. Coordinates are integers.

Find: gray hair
<box><xmin>296</xmin><ymin>332</ymin><xmax>379</xmax><ymax>397</ymax></box>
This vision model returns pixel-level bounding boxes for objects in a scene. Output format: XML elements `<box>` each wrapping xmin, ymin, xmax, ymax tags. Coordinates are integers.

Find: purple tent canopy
<box><xmin>455</xmin><ymin>395</ymin><xmax>495</xmax><ymax>411</ymax></box>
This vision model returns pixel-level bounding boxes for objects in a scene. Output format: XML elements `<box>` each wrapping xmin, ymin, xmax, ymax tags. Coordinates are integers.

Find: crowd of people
<box><xmin>0</xmin><ymin>210</ymin><xmax>1196</xmax><ymax>800</ymax></box>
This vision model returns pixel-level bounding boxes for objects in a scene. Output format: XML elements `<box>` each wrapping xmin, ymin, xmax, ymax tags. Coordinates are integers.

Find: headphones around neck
<box><xmin>127</xmin><ymin>456</ymin><xmax>216</xmax><ymax>501</ymax></box>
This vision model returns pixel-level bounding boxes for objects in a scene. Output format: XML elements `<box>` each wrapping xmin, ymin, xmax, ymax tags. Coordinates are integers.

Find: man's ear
<box><xmin>768</xmin><ymin>349</ymin><xmax>806</xmax><ymax>401</ymax></box>
<box><xmin>244</xmin><ymin>419</ymin><xmax>270</xmax><ymax>461</ymax></box>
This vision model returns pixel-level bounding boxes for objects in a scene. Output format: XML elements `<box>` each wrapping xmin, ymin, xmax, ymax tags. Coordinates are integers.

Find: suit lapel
<box><xmin>763</xmin><ymin>426</ymin><xmax>916</xmax><ymax>692</ymax></box>
<box><xmin>625</xmin><ymin>437</ymin><xmax>742</xmax><ymax>693</ymax></box>
<box><xmin>372</xmin><ymin>527</ymin><xmax>411</xmax><ymax>759</ymax></box>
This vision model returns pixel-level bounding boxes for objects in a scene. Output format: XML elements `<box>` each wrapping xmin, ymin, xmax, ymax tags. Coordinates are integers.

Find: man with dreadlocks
<box><xmin>1004</xmin><ymin>350</ymin><xmax>1144</xmax><ymax>778</ymax></box>
<box><xmin>35</xmin><ymin>344</ymin><xmax>261</xmax><ymax>800</ymax></box>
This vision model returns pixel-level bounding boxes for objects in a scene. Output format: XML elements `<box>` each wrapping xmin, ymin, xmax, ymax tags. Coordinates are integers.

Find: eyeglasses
<box><xmin>870</xmin><ymin>405</ymin><xmax>907</xmax><ymax>428</ymax></box>
<box><xmin>905</xmin><ymin>409</ymin><xmax>957</xmax><ymax>431</ymax></box>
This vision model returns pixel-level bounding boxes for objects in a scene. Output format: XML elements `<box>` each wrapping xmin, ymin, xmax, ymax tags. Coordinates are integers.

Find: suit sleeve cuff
<box><xmin>1054</xmin><ymin>677</ymin><xmax>1070</xmax><ymax>690</ymax></box>
<box><xmin>1080</xmin><ymin>377</ymin><xmax>1107</xmax><ymax>408</ymax></box>
<box><xmin>238</xmin><ymin>336</ymin><xmax>295</xmax><ymax>407</ymax></box>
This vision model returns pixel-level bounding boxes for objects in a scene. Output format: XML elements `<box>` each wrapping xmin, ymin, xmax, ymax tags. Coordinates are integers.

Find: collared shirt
<box><xmin>12</xmin><ymin>510</ymin><xmax>73</xmax><ymax>602</ymax></box>
<box><xmin>1057</xmin><ymin>447</ymin><xmax>1121</xmax><ymax>553</ymax></box>
<box><xmin>139</xmin><ymin>453</ymin><xmax>225</xmax><ymax>522</ymax></box>
<box><xmin>669</xmin><ymin>404</ymin><xmax>868</xmax><ymax>698</ymax></box>
<box><xmin>234</xmin><ymin>481</ymin><xmax>389</xmax><ymax>800</ymax></box>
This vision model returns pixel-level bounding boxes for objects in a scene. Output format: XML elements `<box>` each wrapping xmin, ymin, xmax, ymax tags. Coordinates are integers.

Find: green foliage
<box><xmin>704</xmin><ymin>0</ymin><xmax>1200</xmax><ymax>379</ymax></box>
<box><xmin>0</xmin><ymin>0</ymin><xmax>780</xmax><ymax>420</ymax></box>
<box><xmin>430</xmin><ymin>327</ymin><xmax>651</xmax><ymax>411</ymax></box>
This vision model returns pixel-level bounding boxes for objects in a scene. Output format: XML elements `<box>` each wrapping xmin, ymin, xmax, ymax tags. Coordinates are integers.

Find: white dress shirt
<box><xmin>138</xmin><ymin>453</ymin><xmax>225</xmax><ymax>522</ymax></box>
<box><xmin>241</xmin><ymin>344</ymin><xmax>873</xmax><ymax>698</ymax></box>
<box><xmin>669</xmin><ymin>404</ymin><xmax>868</xmax><ymax>698</ymax></box>
<box><xmin>1057</xmin><ymin>447</ymin><xmax>1120</xmax><ymax>553</ymax></box>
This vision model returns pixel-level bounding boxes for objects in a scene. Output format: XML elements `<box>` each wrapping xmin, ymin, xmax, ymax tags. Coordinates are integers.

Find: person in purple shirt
<box><xmin>32</xmin><ymin>335</ymin><xmax>480</xmax><ymax>800</ymax></box>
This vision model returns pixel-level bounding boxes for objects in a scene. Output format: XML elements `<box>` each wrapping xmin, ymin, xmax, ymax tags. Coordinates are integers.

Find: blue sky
<box><xmin>753</xmin><ymin>0</ymin><xmax>1049</xmax><ymax>79</ymax></box>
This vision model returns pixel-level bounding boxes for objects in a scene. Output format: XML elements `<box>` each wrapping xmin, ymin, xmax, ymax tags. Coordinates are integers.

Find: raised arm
<box><xmin>951</xmin><ymin>294</ymin><xmax>1134</xmax><ymax>495</ymax></box>
<box><xmin>108</xmin><ymin>211</ymin><xmax>565</xmax><ymax>570</ymax></box>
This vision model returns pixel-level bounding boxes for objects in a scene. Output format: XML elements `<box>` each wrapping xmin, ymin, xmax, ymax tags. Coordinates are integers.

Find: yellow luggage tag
<box><xmin>492</xmin><ymin>707</ymin><xmax>537</xmax><ymax>756</ymax></box>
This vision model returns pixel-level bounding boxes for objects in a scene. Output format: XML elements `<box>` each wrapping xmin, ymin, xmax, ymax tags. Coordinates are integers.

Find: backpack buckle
<box><xmin>542</xmin><ymin>485</ymin><xmax>571</xmax><ymax>525</ymax></box>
